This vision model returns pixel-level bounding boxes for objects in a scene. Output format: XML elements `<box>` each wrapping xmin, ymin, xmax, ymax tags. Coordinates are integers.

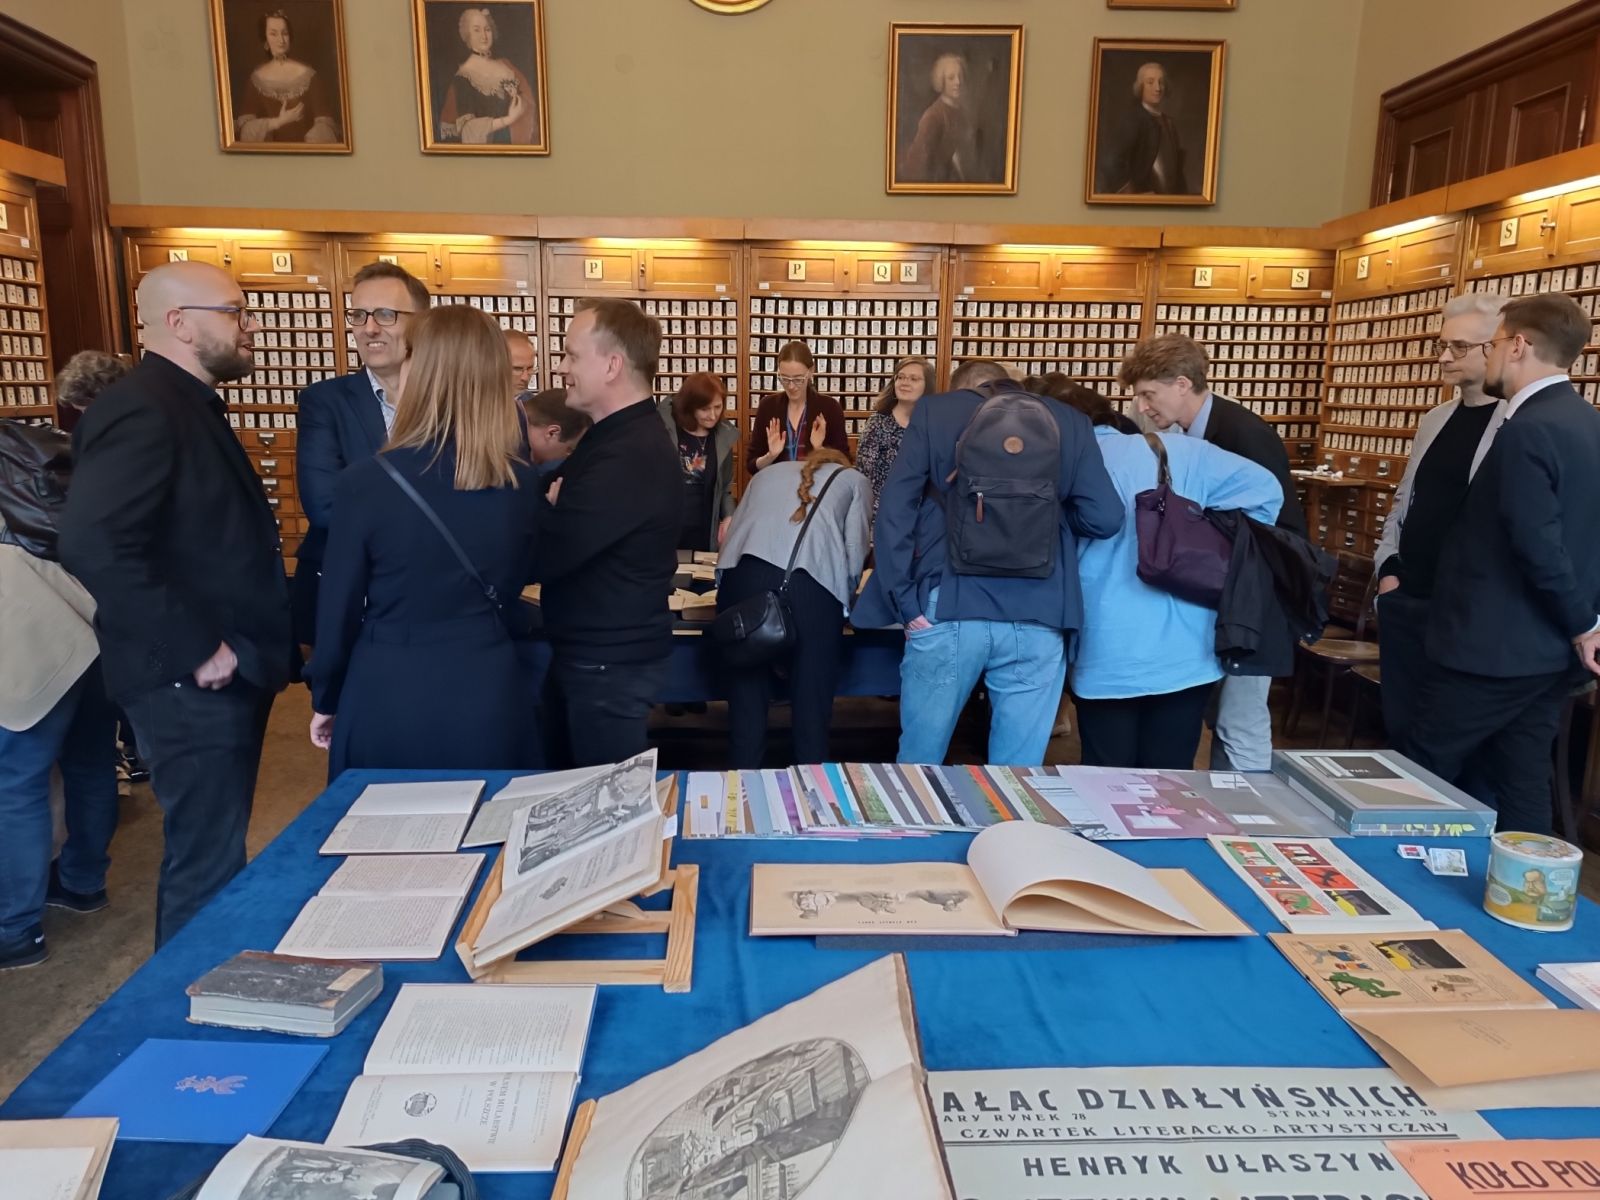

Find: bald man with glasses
<box><xmin>293</xmin><ymin>261</ymin><xmax>431</xmax><ymax>647</ymax></box>
<box><xmin>1372</xmin><ymin>292</ymin><xmax>1509</xmax><ymax>749</ymax></box>
<box><xmin>60</xmin><ymin>260</ymin><xmax>296</xmax><ymax>946</ymax></box>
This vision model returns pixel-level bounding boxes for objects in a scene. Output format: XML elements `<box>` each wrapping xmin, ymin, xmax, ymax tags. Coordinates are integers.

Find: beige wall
<box><xmin>1</xmin><ymin>0</ymin><xmax>135</xmax><ymax>199</ymax></box>
<box><xmin>14</xmin><ymin>0</ymin><xmax>1367</xmax><ymax>228</ymax></box>
<box><xmin>1342</xmin><ymin>0</ymin><xmax>1578</xmax><ymax>212</ymax></box>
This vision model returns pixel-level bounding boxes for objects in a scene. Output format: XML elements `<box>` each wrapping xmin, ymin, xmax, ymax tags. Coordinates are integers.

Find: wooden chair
<box><xmin>1347</xmin><ymin>662</ymin><xmax>1383</xmax><ymax>749</ymax></box>
<box><xmin>1285</xmin><ymin>562</ymin><xmax>1381</xmax><ymax>746</ymax></box>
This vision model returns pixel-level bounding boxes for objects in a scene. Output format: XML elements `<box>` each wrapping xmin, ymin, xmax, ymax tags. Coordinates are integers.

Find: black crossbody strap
<box><xmin>376</xmin><ymin>455</ymin><xmax>501</xmax><ymax>610</ymax></box>
<box><xmin>781</xmin><ymin>464</ymin><xmax>846</xmax><ymax>591</ymax></box>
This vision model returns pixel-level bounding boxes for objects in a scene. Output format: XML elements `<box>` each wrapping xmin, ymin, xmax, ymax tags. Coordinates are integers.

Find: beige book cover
<box><xmin>750</xmin><ymin>821</ymin><xmax>1251</xmax><ymax>938</ymax></box>
<box><xmin>563</xmin><ymin>955</ymin><xmax>952</xmax><ymax>1200</ymax></box>
<box><xmin>1389</xmin><ymin>1139</ymin><xmax>1600</xmax><ymax>1200</ymax></box>
<box><xmin>0</xmin><ymin>1117</ymin><xmax>117</xmax><ymax>1200</ymax></box>
<box><xmin>1270</xmin><ymin>930</ymin><xmax>1553</xmax><ymax>1013</ymax></box>
<box><xmin>1345</xmin><ymin>1008</ymin><xmax>1600</xmax><ymax>1092</ymax></box>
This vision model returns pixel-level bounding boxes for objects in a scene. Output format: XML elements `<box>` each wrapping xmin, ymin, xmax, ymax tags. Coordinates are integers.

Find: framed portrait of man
<box><xmin>208</xmin><ymin>0</ymin><xmax>352</xmax><ymax>153</ymax></box>
<box><xmin>412</xmin><ymin>0</ymin><xmax>550</xmax><ymax>155</ymax></box>
<box><xmin>887</xmin><ymin>23</ymin><xmax>1023</xmax><ymax>195</ymax></box>
<box><xmin>1085</xmin><ymin>38</ymin><xmax>1226</xmax><ymax>206</ymax></box>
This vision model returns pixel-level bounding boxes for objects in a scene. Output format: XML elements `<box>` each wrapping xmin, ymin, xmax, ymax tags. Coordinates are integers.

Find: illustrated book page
<box><xmin>195</xmin><ymin>1136</ymin><xmax>441</xmax><ymax>1200</ymax></box>
<box><xmin>462</xmin><ymin>766</ymin><xmax>609</xmax><ymax>848</ymax></box>
<box><xmin>1209</xmin><ymin>836</ymin><xmax>1434</xmax><ymax>933</ymax></box>
<box><xmin>0</xmin><ymin>1118</ymin><xmax>116</xmax><ymax>1200</ymax></box>
<box><xmin>1270</xmin><ymin>930</ymin><xmax>1553</xmax><ymax>1013</ymax></box>
<box><xmin>750</xmin><ymin>862</ymin><xmax>1010</xmax><ymax>936</ymax></box>
<box><xmin>564</xmin><ymin>955</ymin><xmax>952</xmax><ymax>1200</ymax></box>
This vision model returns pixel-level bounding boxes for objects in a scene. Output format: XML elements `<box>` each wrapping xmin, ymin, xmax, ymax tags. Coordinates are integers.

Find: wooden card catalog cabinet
<box><xmin>1467</xmin><ymin>197</ymin><xmax>1560</xmax><ymax>274</ymax></box>
<box><xmin>335</xmin><ymin>238</ymin><xmax>435</xmax><ymax>283</ymax></box>
<box><xmin>229</xmin><ymin>234</ymin><xmax>335</xmax><ymax>286</ymax></box>
<box><xmin>1390</xmin><ymin>219</ymin><xmax>1462</xmax><ymax>289</ymax></box>
<box><xmin>1156</xmin><ymin>253</ymin><xmax>1248</xmax><ymax>300</ymax></box>
<box><xmin>0</xmin><ymin>176</ymin><xmax>53</xmax><ymax>419</ymax></box>
<box><xmin>1249</xmin><ymin>255</ymin><xmax>1335</xmax><ymax>300</ymax></box>
<box><xmin>124</xmin><ymin>232</ymin><xmax>228</xmax><ymax>276</ymax></box>
<box><xmin>545</xmin><ymin>240</ymin><xmax>739</xmax><ymax>416</ymax></box>
<box><xmin>1554</xmin><ymin>181</ymin><xmax>1600</xmax><ymax>261</ymax></box>
<box><xmin>745</xmin><ymin>242</ymin><xmax>944</xmax><ymax>439</ymax></box>
<box><xmin>950</xmin><ymin>249</ymin><xmax>1054</xmax><ymax>300</ymax></box>
<box><xmin>438</xmin><ymin>241</ymin><xmax>539</xmax><ymax>293</ymax></box>
<box><xmin>1335</xmin><ymin>240</ymin><xmax>1391</xmax><ymax>299</ymax></box>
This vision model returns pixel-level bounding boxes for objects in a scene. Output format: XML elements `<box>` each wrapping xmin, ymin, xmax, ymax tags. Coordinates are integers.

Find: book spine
<box><xmin>1274</xmin><ymin>767</ymin><xmax>1355</xmax><ymax>832</ymax></box>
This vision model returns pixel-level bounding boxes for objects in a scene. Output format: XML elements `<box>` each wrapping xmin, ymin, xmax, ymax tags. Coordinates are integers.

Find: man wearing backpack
<box><xmin>854</xmin><ymin>360</ymin><xmax>1124</xmax><ymax>766</ymax></box>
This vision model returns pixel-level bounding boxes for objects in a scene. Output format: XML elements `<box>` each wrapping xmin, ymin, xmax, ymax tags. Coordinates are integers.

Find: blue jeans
<box><xmin>897</xmin><ymin>592</ymin><xmax>1067</xmax><ymax>767</ymax></box>
<box><xmin>1209</xmin><ymin>673</ymin><xmax>1274</xmax><ymax>771</ymax></box>
<box><xmin>0</xmin><ymin>663</ymin><xmax>119</xmax><ymax>939</ymax></box>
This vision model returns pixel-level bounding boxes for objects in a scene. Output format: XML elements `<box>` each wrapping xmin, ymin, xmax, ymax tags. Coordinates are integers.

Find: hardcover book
<box><xmin>1270</xmin><ymin>749</ymin><xmax>1496</xmax><ymax>837</ymax></box>
<box><xmin>186</xmin><ymin>951</ymin><xmax>382</xmax><ymax>1037</ymax></box>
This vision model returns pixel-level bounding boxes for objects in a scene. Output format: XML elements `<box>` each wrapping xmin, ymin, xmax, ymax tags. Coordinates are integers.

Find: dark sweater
<box><xmin>538</xmin><ymin>397</ymin><xmax>680</xmax><ymax>663</ymax></box>
<box><xmin>744</xmin><ymin>389</ymin><xmax>851</xmax><ymax>475</ymax></box>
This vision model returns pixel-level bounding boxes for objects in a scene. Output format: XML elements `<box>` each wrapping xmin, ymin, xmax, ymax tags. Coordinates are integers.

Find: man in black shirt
<box><xmin>539</xmin><ymin>299</ymin><xmax>680</xmax><ymax>766</ymax></box>
<box><xmin>1373</xmin><ymin>293</ymin><xmax>1507</xmax><ymax>750</ymax></box>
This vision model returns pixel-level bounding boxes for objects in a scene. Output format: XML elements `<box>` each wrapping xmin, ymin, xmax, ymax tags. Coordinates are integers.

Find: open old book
<box><xmin>750</xmin><ymin>820</ymin><xmax>1250</xmax><ymax>938</ymax></box>
<box><xmin>0</xmin><ymin>1118</ymin><xmax>117</xmax><ymax>1200</ymax></box>
<box><xmin>457</xmin><ymin>749</ymin><xmax>674</xmax><ymax>974</ymax></box>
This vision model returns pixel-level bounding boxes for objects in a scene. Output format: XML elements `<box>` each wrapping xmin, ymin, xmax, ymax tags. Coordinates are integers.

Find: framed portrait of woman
<box><xmin>412</xmin><ymin>0</ymin><xmax>550</xmax><ymax>155</ymax></box>
<box><xmin>887</xmin><ymin>23</ymin><xmax>1023</xmax><ymax>195</ymax></box>
<box><xmin>1084</xmin><ymin>38</ymin><xmax>1225</xmax><ymax>206</ymax></box>
<box><xmin>208</xmin><ymin>0</ymin><xmax>353</xmax><ymax>153</ymax></box>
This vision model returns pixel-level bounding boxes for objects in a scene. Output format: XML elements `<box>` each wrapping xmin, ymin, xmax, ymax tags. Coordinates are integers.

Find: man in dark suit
<box><xmin>59</xmin><ymin>261</ymin><xmax>296</xmax><ymax>946</ymax></box>
<box><xmin>1098</xmin><ymin>62</ymin><xmax>1191</xmax><ymax>196</ymax></box>
<box><xmin>1125</xmin><ymin>333</ymin><xmax>1306</xmax><ymax>773</ymax></box>
<box><xmin>1408</xmin><ymin>292</ymin><xmax>1600</xmax><ymax>833</ymax></box>
<box><xmin>293</xmin><ymin>262</ymin><xmax>430</xmax><ymax>646</ymax></box>
<box><xmin>853</xmin><ymin>360</ymin><xmax>1124</xmax><ymax>767</ymax></box>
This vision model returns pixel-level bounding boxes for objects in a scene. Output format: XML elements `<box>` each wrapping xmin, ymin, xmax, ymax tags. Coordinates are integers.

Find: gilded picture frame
<box><xmin>886</xmin><ymin>23</ymin><xmax>1023</xmax><ymax>195</ymax></box>
<box><xmin>690</xmin><ymin>0</ymin><xmax>775</xmax><ymax>12</ymax></box>
<box><xmin>1085</xmin><ymin>37</ymin><xmax>1225</xmax><ymax>206</ymax></box>
<box><xmin>208</xmin><ymin>0</ymin><xmax>353</xmax><ymax>154</ymax></box>
<box><xmin>1107</xmin><ymin>0</ymin><xmax>1236</xmax><ymax>10</ymax></box>
<box><xmin>412</xmin><ymin>0</ymin><xmax>551</xmax><ymax>155</ymax></box>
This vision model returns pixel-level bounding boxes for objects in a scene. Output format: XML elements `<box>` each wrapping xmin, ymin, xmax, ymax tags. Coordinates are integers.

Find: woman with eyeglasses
<box><xmin>855</xmin><ymin>356</ymin><xmax>931</xmax><ymax>514</ymax></box>
<box><xmin>308</xmin><ymin>304</ymin><xmax>542</xmax><ymax>779</ymax></box>
<box><xmin>745</xmin><ymin>341</ymin><xmax>850</xmax><ymax>475</ymax></box>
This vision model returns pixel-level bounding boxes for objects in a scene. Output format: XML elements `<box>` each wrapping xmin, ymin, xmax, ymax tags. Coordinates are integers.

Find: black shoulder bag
<box><xmin>376</xmin><ymin>455</ymin><xmax>540</xmax><ymax>639</ymax></box>
<box><xmin>711</xmin><ymin>465</ymin><xmax>845</xmax><ymax>667</ymax></box>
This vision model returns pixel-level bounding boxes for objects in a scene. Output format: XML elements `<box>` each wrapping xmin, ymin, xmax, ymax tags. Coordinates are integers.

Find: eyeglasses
<box><xmin>777</xmin><ymin>375</ymin><xmax>809</xmax><ymax>387</ymax></box>
<box><xmin>176</xmin><ymin>304</ymin><xmax>256</xmax><ymax>328</ymax></box>
<box><xmin>1433</xmin><ymin>339</ymin><xmax>1485</xmax><ymax>359</ymax></box>
<box><xmin>344</xmin><ymin>307</ymin><xmax>412</xmax><ymax>327</ymax></box>
<box><xmin>512</xmin><ymin>364</ymin><xmax>536</xmax><ymax>379</ymax></box>
<box><xmin>1481</xmin><ymin>335</ymin><xmax>1517</xmax><ymax>353</ymax></box>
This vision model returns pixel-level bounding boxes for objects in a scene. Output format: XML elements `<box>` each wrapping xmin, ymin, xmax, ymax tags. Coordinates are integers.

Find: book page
<box><xmin>347</xmin><ymin>779</ymin><xmax>484</xmax><ymax>816</ymax></box>
<box><xmin>477</xmin><ymin>814</ymin><xmax>663</xmax><ymax>963</ymax></box>
<box><xmin>321</xmin><ymin>852</ymin><xmax>483</xmax><ymax>897</ymax></box>
<box><xmin>462</xmin><ymin>767</ymin><xmax>608</xmax><ymax>848</ymax></box>
<box><xmin>364</xmin><ymin>983</ymin><xmax>595</xmax><ymax>1074</ymax></box>
<box><xmin>0</xmin><ymin>1147</ymin><xmax>94</xmax><ymax>1200</ymax></box>
<box><xmin>749</xmin><ymin>863</ymin><xmax>1008</xmax><ymax>936</ymax></box>
<box><xmin>1209</xmin><ymin>836</ymin><xmax>1434</xmax><ymax>934</ymax></box>
<box><xmin>195</xmin><ymin>1136</ymin><xmax>440</xmax><ymax>1200</ymax></box>
<box><xmin>1345</xmin><ymin>1009</ymin><xmax>1600</xmax><ymax>1088</ymax></box>
<box><xmin>275</xmin><ymin>893</ymin><xmax>466</xmax><ymax>960</ymax></box>
<box><xmin>327</xmin><ymin>1071</ymin><xmax>578</xmax><ymax>1172</ymax></box>
<box><xmin>967</xmin><ymin>821</ymin><xmax>1205</xmax><ymax>933</ymax></box>
<box><xmin>1271</xmin><ymin>930</ymin><xmax>1553</xmax><ymax>1013</ymax></box>
<box><xmin>0</xmin><ymin>1117</ymin><xmax>115</xmax><ymax>1200</ymax></box>
<box><xmin>502</xmin><ymin>750</ymin><xmax>659</xmax><ymax>891</ymax></box>
<box><xmin>319</xmin><ymin>813</ymin><xmax>471</xmax><ymax>856</ymax></box>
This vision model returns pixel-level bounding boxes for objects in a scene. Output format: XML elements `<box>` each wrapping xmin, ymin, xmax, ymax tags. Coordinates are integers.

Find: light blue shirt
<box><xmin>1182</xmin><ymin>391</ymin><xmax>1215</xmax><ymax>440</ymax></box>
<box><xmin>1072</xmin><ymin>427</ymin><xmax>1283</xmax><ymax>700</ymax></box>
<box><xmin>367</xmin><ymin>367</ymin><xmax>396</xmax><ymax>434</ymax></box>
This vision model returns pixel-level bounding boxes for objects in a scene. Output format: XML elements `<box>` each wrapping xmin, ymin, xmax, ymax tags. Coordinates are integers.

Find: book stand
<box><xmin>550</xmin><ymin>1098</ymin><xmax>596</xmax><ymax>1200</ymax></box>
<box><xmin>455</xmin><ymin>777</ymin><xmax>698</xmax><ymax>993</ymax></box>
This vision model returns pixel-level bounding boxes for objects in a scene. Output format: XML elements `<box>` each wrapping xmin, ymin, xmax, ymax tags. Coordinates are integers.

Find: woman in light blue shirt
<box><xmin>1073</xmin><ymin>423</ymin><xmax>1281</xmax><ymax>768</ymax></box>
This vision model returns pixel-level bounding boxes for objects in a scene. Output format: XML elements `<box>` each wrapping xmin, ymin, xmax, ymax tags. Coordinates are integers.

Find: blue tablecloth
<box><xmin>6</xmin><ymin>769</ymin><xmax>1599</xmax><ymax>1199</ymax></box>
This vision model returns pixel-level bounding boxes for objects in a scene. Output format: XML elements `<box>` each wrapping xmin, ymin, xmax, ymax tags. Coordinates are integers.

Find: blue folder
<box><xmin>66</xmin><ymin>1037</ymin><xmax>326</xmax><ymax>1143</ymax></box>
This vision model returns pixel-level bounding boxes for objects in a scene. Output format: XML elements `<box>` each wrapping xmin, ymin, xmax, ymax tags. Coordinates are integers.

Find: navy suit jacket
<box><xmin>1427</xmin><ymin>379</ymin><xmax>1600</xmax><ymax>678</ymax></box>
<box><xmin>851</xmin><ymin>389</ymin><xmax>1124</xmax><ymax>639</ymax></box>
<box><xmin>296</xmin><ymin>371</ymin><xmax>387</xmax><ymax>569</ymax></box>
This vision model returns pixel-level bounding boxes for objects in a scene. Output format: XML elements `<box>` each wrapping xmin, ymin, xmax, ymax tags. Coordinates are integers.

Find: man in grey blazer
<box><xmin>1373</xmin><ymin>292</ymin><xmax>1508</xmax><ymax>750</ymax></box>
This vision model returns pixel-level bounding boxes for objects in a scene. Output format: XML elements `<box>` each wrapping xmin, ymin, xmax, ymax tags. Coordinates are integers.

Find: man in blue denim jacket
<box><xmin>852</xmin><ymin>361</ymin><xmax>1124</xmax><ymax>766</ymax></box>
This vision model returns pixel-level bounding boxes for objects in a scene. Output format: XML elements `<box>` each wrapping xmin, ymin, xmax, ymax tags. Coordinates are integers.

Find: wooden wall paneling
<box><xmin>0</xmin><ymin>176</ymin><xmax>53</xmax><ymax>421</ymax></box>
<box><xmin>948</xmin><ymin>248</ymin><xmax>1055</xmax><ymax>300</ymax></box>
<box><xmin>1247</xmin><ymin>254</ymin><xmax>1336</xmax><ymax>300</ymax></box>
<box><xmin>438</xmin><ymin>241</ymin><xmax>540</xmax><ymax>293</ymax></box>
<box><xmin>1386</xmin><ymin>97</ymin><xmax>1477</xmax><ymax>204</ymax></box>
<box><xmin>1555</xmin><ymin>181</ymin><xmax>1600</xmax><ymax>261</ymax></box>
<box><xmin>1334</xmin><ymin>239</ymin><xmax>1393</xmax><ymax>299</ymax></box>
<box><xmin>641</xmin><ymin>245</ymin><xmax>739</xmax><ymax>295</ymax></box>
<box><xmin>1154</xmin><ymin>252</ymin><xmax>1248</xmax><ymax>300</ymax></box>
<box><xmin>746</xmin><ymin>245</ymin><xmax>849</xmax><ymax>293</ymax></box>
<box><xmin>542</xmin><ymin>242</ymin><xmax>638</xmax><ymax>292</ymax></box>
<box><xmin>335</xmin><ymin>237</ymin><xmax>437</xmax><ymax>286</ymax></box>
<box><xmin>1390</xmin><ymin>219</ymin><xmax>1464</xmax><ymax>290</ymax></box>
<box><xmin>229</xmin><ymin>233</ymin><xmax>336</xmax><ymax>286</ymax></box>
<box><xmin>1481</xmin><ymin>41</ymin><xmax>1595</xmax><ymax>175</ymax></box>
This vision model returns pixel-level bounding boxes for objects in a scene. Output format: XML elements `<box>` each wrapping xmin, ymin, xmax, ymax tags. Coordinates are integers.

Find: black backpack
<box><xmin>944</xmin><ymin>383</ymin><xmax>1063</xmax><ymax>579</ymax></box>
<box><xmin>0</xmin><ymin>419</ymin><xmax>72</xmax><ymax>560</ymax></box>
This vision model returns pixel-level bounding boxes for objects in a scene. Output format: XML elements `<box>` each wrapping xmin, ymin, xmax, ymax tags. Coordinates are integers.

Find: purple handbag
<box><xmin>1133</xmin><ymin>432</ymin><xmax>1234</xmax><ymax>608</ymax></box>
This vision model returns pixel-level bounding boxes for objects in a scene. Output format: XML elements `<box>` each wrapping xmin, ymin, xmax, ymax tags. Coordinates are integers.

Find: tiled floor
<box><xmin>1</xmin><ymin>683</ymin><xmax>1595</xmax><ymax>1102</ymax></box>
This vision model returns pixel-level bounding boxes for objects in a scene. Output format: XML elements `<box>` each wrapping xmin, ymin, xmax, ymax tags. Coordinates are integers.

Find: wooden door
<box><xmin>1481</xmin><ymin>44</ymin><xmax>1594</xmax><ymax>173</ymax></box>
<box><xmin>1385</xmin><ymin>97</ymin><xmax>1475</xmax><ymax>202</ymax></box>
<box><xmin>1465</xmin><ymin>197</ymin><xmax>1559</xmax><ymax>276</ymax></box>
<box><xmin>1390</xmin><ymin>220</ymin><xmax>1462</xmax><ymax>290</ymax></box>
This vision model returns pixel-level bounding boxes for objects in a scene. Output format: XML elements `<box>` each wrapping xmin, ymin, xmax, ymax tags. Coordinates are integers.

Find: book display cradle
<box><xmin>454</xmin><ymin>777</ymin><xmax>698</xmax><ymax>994</ymax></box>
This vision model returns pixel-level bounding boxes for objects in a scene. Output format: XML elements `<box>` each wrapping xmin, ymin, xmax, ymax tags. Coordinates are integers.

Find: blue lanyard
<box><xmin>784</xmin><ymin>403</ymin><xmax>807</xmax><ymax>461</ymax></box>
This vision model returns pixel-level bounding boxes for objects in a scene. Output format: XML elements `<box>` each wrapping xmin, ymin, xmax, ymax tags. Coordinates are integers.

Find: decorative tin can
<box><xmin>1483</xmin><ymin>831</ymin><xmax>1582</xmax><ymax>932</ymax></box>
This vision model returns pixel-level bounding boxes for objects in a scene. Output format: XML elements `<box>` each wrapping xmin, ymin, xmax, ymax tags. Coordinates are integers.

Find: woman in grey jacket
<box><xmin>659</xmin><ymin>373</ymin><xmax>739</xmax><ymax>553</ymax></box>
<box><xmin>716</xmin><ymin>450</ymin><xmax>871</xmax><ymax>767</ymax></box>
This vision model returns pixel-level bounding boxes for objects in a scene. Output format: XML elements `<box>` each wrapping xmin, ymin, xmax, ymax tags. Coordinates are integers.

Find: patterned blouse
<box><xmin>856</xmin><ymin>411</ymin><xmax>908</xmax><ymax>514</ymax></box>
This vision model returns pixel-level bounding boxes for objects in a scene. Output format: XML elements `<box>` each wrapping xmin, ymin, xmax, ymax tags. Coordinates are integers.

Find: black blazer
<box><xmin>296</xmin><ymin>370</ymin><xmax>387</xmax><ymax>569</ymax></box>
<box><xmin>1428</xmin><ymin>379</ymin><xmax>1600</xmax><ymax>678</ymax></box>
<box><xmin>1203</xmin><ymin>394</ymin><xmax>1307</xmax><ymax>537</ymax></box>
<box><xmin>58</xmin><ymin>352</ymin><xmax>294</xmax><ymax>703</ymax></box>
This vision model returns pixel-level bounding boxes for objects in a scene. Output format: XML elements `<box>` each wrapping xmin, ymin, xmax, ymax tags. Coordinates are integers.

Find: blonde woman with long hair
<box><xmin>715</xmin><ymin>448</ymin><xmax>871</xmax><ymax>767</ymax></box>
<box><xmin>308</xmin><ymin>305</ymin><xmax>540</xmax><ymax>777</ymax></box>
